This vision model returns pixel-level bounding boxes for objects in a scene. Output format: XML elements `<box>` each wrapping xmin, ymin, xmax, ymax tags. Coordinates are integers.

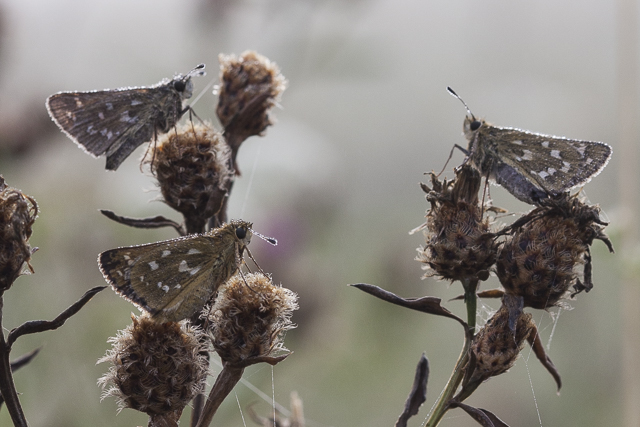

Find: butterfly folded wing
<box><xmin>489</xmin><ymin>128</ymin><xmax>612</xmax><ymax>195</ymax></box>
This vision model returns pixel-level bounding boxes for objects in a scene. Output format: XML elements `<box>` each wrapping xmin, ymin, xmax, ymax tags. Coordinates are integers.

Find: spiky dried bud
<box><xmin>148</xmin><ymin>122</ymin><xmax>233</xmax><ymax>234</ymax></box>
<box><xmin>216</xmin><ymin>51</ymin><xmax>287</xmax><ymax>151</ymax></box>
<box><xmin>0</xmin><ymin>176</ymin><xmax>37</xmax><ymax>291</ymax></box>
<box><xmin>496</xmin><ymin>194</ymin><xmax>613</xmax><ymax>309</ymax></box>
<box><xmin>98</xmin><ymin>315</ymin><xmax>208</xmax><ymax>418</ymax></box>
<box><xmin>467</xmin><ymin>303</ymin><xmax>534</xmax><ymax>385</ymax></box>
<box><xmin>208</xmin><ymin>272</ymin><xmax>298</xmax><ymax>365</ymax></box>
<box><xmin>416</xmin><ymin>165</ymin><xmax>497</xmax><ymax>282</ymax></box>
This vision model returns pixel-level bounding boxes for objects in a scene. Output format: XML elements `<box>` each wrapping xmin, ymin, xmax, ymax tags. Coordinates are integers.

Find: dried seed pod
<box><xmin>0</xmin><ymin>176</ymin><xmax>37</xmax><ymax>291</ymax></box>
<box><xmin>467</xmin><ymin>303</ymin><xmax>534</xmax><ymax>386</ymax></box>
<box><xmin>98</xmin><ymin>314</ymin><xmax>208</xmax><ymax>418</ymax></box>
<box><xmin>208</xmin><ymin>272</ymin><xmax>298</xmax><ymax>365</ymax></box>
<box><xmin>217</xmin><ymin>51</ymin><xmax>287</xmax><ymax>152</ymax></box>
<box><xmin>496</xmin><ymin>194</ymin><xmax>613</xmax><ymax>309</ymax></box>
<box><xmin>416</xmin><ymin>165</ymin><xmax>497</xmax><ymax>282</ymax></box>
<box><xmin>148</xmin><ymin>122</ymin><xmax>232</xmax><ymax>234</ymax></box>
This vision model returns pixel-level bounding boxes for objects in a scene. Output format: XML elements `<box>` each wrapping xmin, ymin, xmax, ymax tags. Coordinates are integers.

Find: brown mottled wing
<box><xmin>98</xmin><ymin>234</ymin><xmax>237</xmax><ymax>322</ymax></box>
<box><xmin>46</xmin><ymin>87</ymin><xmax>181</xmax><ymax>170</ymax></box>
<box><xmin>485</xmin><ymin>127</ymin><xmax>612</xmax><ymax>193</ymax></box>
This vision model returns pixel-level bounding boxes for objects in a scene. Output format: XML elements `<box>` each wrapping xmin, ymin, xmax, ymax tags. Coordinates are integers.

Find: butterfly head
<box><xmin>229</xmin><ymin>219</ymin><xmax>253</xmax><ymax>248</ymax></box>
<box><xmin>462</xmin><ymin>115</ymin><xmax>485</xmax><ymax>140</ymax></box>
<box><xmin>447</xmin><ymin>87</ymin><xmax>484</xmax><ymax>140</ymax></box>
<box><xmin>172</xmin><ymin>64</ymin><xmax>206</xmax><ymax>100</ymax></box>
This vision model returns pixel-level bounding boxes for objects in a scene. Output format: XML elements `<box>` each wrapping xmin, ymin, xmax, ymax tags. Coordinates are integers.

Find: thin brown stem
<box><xmin>0</xmin><ymin>295</ymin><xmax>28</xmax><ymax>427</ymax></box>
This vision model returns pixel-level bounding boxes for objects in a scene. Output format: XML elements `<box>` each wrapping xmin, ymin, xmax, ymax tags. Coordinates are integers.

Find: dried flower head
<box><xmin>216</xmin><ymin>51</ymin><xmax>287</xmax><ymax>151</ymax></box>
<box><xmin>208</xmin><ymin>272</ymin><xmax>298</xmax><ymax>365</ymax></box>
<box><xmin>98</xmin><ymin>314</ymin><xmax>208</xmax><ymax>418</ymax></box>
<box><xmin>0</xmin><ymin>176</ymin><xmax>38</xmax><ymax>291</ymax></box>
<box><xmin>466</xmin><ymin>303</ymin><xmax>535</xmax><ymax>387</ymax></box>
<box><xmin>416</xmin><ymin>165</ymin><xmax>497</xmax><ymax>282</ymax></box>
<box><xmin>148</xmin><ymin>122</ymin><xmax>232</xmax><ymax>234</ymax></box>
<box><xmin>496</xmin><ymin>194</ymin><xmax>613</xmax><ymax>309</ymax></box>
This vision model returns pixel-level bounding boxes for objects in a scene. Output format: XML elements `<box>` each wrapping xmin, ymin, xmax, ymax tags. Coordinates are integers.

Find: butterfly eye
<box><xmin>470</xmin><ymin>120</ymin><xmax>482</xmax><ymax>131</ymax></box>
<box><xmin>235</xmin><ymin>227</ymin><xmax>247</xmax><ymax>239</ymax></box>
<box><xmin>173</xmin><ymin>80</ymin><xmax>186</xmax><ymax>92</ymax></box>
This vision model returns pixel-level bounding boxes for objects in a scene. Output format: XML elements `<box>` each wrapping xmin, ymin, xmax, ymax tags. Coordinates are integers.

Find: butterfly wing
<box><xmin>483</xmin><ymin>127</ymin><xmax>612</xmax><ymax>194</ymax></box>
<box><xmin>46</xmin><ymin>86</ymin><xmax>183</xmax><ymax>170</ymax></box>
<box><xmin>99</xmin><ymin>233</ymin><xmax>238</xmax><ymax>322</ymax></box>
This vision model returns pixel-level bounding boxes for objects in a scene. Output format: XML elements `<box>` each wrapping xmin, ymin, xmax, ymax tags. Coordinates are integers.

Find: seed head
<box><xmin>208</xmin><ymin>273</ymin><xmax>298</xmax><ymax>365</ymax></box>
<box><xmin>148</xmin><ymin>122</ymin><xmax>232</xmax><ymax>234</ymax></box>
<box><xmin>0</xmin><ymin>176</ymin><xmax>37</xmax><ymax>291</ymax></box>
<box><xmin>467</xmin><ymin>303</ymin><xmax>535</xmax><ymax>386</ymax></box>
<box><xmin>217</xmin><ymin>51</ymin><xmax>287</xmax><ymax>150</ymax></box>
<box><xmin>496</xmin><ymin>194</ymin><xmax>612</xmax><ymax>309</ymax></box>
<box><xmin>416</xmin><ymin>165</ymin><xmax>497</xmax><ymax>282</ymax></box>
<box><xmin>98</xmin><ymin>314</ymin><xmax>209</xmax><ymax>417</ymax></box>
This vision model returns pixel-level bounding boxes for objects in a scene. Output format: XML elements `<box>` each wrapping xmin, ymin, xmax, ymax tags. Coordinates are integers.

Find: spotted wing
<box><xmin>487</xmin><ymin>127</ymin><xmax>612</xmax><ymax>194</ymax></box>
<box><xmin>98</xmin><ymin>234</ymin><xmax>234</xmax><ymax>322</ymax></box>
<box><xmin>46</xmin><ymin>87</ymin><xmax>179</xmax><ymax>170</ymax></box>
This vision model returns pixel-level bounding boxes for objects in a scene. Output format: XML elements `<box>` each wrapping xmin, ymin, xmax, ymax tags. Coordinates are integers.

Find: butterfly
<box><xmin>98</xmin><ymin>220</ymin><xmax>275</xmax><ymax>323</ymax></box>
<box><xmin>448</xmin><ymin>88</ymin><xmax>612</xmax><ymax>205</ymax></box>
<box><xmin>46</xmin><ymin>64</ymin><xmax>205</xmax><ymax>170</ymax></box>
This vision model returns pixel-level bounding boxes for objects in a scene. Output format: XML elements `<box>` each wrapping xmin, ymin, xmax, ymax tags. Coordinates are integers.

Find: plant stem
<box><xmin>424</xmin><ymin>278</ymin><xmax>477</xmax><ymax>426</ymax></box>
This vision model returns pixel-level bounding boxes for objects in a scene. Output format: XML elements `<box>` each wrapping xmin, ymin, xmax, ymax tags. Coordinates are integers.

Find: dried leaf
<box><xmin>349</xmin><ymin>283</ymin><xmax>466</xmax><ymax>329</ymax></box>
<box><xmin>100</xmin><ymin>209</ymin><xmax>185</xmax><ymax>235</ymax></box>
<box><xmin>449</xmin><ymin>401</ymin><xmax>510</xmax><ymax>427</ymax></box>
<box><xmin>395</xmin><ymin>354</ymin><xmax>429</xmax><ymax>427</ymax></box>
<box><xmin>528</xmin><ymin>326</ymin><xmax>562</xmax><ymax>391</ymax></box>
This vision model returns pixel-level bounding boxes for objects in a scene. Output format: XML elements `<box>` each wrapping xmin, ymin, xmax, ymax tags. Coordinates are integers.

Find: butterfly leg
<box><xmin>436</xmin><ymin>144</ymin><xmax>469</xmax><ymax>177</ymax></box>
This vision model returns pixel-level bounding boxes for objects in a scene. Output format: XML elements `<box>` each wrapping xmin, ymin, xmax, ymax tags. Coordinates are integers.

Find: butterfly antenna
<box><xmin>250</xmin><ymin>228</ymin><xmax>278</xmax><ymax>246</ymax></box>
<box><xmin>187</xmin><ymin>63</ymin><xmax>206</xmax><ymax>79</ymax></box>
<box><xmin>447</xmin><ymin>87</ymin><xmax>476</xmax><ymax>121</ymax></box>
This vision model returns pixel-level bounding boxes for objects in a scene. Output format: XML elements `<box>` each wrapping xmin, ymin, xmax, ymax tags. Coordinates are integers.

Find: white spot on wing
<box><xmin>187</xmin><ymin>248</ymin><xmax>201</xmax><ymax>255</ymax></box>
<box><xmin>179</xmin><ymin>260</ymin><xmax>189</xmax><ymax>272</ymax></box>
<box><xmin>162</xmin><ymin>250</ymin><xmax>171</xmax><ymax>257</ymax></box>
<box><xmin>511</xmin><ymin>140</ymin><xmax>523</xmax><ymax>145</ymax></box>
<box><xmin>548</xmin><ymin>168</ymin><xmax>557</xmax><ymax>176</ymax></box>
<box><xmin>120</xmin><ymin>111</ymin><xmax>137</xmax><ymax>124</ymax></box>
<box><xmin>541</xmin><ymin>141</ymin><xmax>550</xmax><ymax>148</ymax></box>
<box><xmin>561</xmin><ymin>161</ymin><xmax>571</xmax><ymax>173</ymax></box>
<box><xmin>190</xmin><ymin>266</ymin><xmax>201</xmax><ymax>276</ymax></box>
<box><xmin>550</xmin><ymin>150</ymin><xmax>561</xmax><ymax>159</ymax></box>
<box><xmin>538</xmin><ymin>171</ymin><xmax>549</xmax><ymax>179</ymax></box>
<box><xmin>131</xmin><ymin>100</ymin><xmax>142</xmax><ymax>106</ymax></box>
<box><xmin>149</xmin><ymin>261</ymin><xmax>159</xmax><ymax>270</ymax></box>
<box><xmin>98</xmin><ymin>112</ymin><xmax>105</xmax><ymax>120</ymax></box>
<box><xmin>522</xmin><ymin>150</ymin><xmax>533</xmax><ymax>161</ymax></box>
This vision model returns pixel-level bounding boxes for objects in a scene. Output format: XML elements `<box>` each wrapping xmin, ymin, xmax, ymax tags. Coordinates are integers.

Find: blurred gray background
<box><xmin>0</xmin><ymin>0</ymin><xmax>634</xmax><ymax>426</ymax></box>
